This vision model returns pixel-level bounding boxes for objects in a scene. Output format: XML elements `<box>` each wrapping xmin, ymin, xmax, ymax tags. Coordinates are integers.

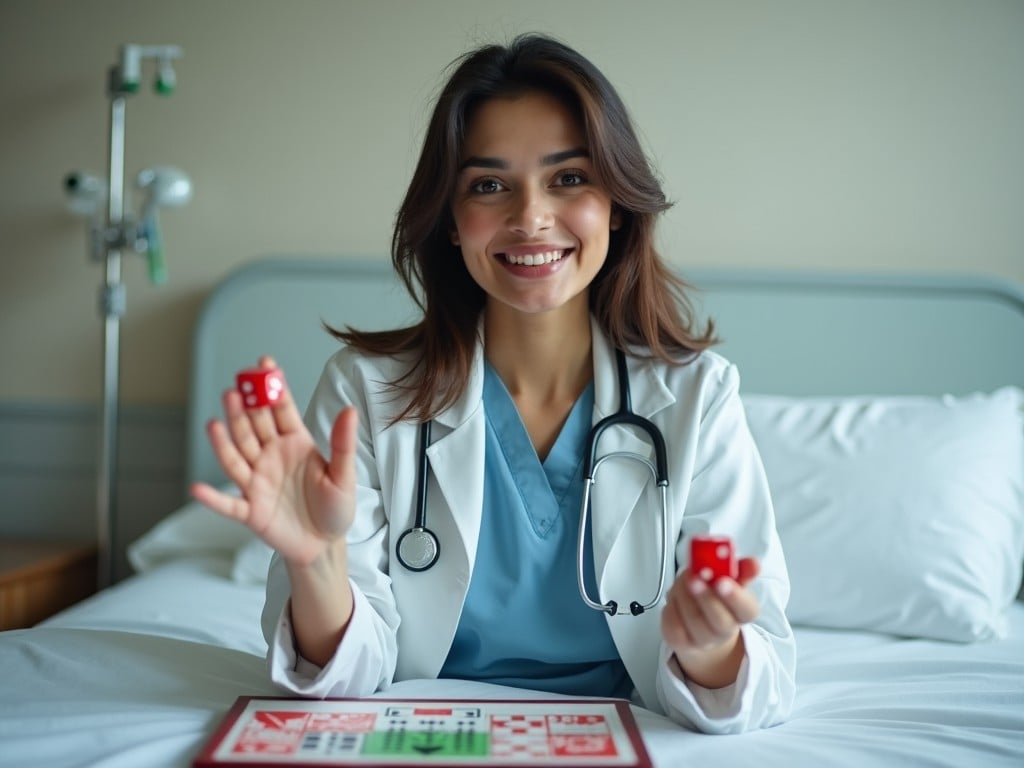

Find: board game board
<box><xmin>193</xmin><ymin>697</ymin><xmax>653</xmax><ymax>767</ymax></box>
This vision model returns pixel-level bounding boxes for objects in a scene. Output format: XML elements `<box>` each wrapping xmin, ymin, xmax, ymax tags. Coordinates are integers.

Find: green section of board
<box><xmin>362</xmin><ymin>730</ymin><xmax>489</xmax><ymax>757</ymax></box>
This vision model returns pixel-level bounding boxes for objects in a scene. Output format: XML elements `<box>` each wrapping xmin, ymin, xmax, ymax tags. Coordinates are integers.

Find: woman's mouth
<box><xmin>499</xmin><ymin>249</ymin><xmax>571</xmax><ymax>266</ymax></box>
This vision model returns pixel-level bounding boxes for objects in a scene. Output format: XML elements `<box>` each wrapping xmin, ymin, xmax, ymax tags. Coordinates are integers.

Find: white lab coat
<box><xmin>263</xmin><ymin>319</ymin><xmax>796</xmax><ymax>733</ymax></box>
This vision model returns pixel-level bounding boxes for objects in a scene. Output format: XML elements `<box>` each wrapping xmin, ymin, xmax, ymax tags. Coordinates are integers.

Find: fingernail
<box><xmin>689</xmin><ymin>578</ymin><xmax>707</xmax><ymax>596</ymax></box>
<box><xmin>716</xmin><ymin>578</ymin><xmax>734</xmax><ymax>597</ymax></box>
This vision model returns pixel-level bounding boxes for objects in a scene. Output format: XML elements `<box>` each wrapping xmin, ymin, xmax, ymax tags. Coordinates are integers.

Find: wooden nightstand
<box><xmin>0</xmin><ymin>539</ymin><xmax>98</xmax><ymax>630</ymax></box>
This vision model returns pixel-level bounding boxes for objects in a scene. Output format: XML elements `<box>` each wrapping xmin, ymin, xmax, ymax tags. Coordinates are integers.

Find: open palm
<box><xmin>191</xmin><ymin>359</ymin><xmax>359</xmax><ymax>568</ymax></box>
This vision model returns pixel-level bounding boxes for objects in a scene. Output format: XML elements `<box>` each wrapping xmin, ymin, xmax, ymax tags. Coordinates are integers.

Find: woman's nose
<box><xmin>507</xmin><ymin>188</ymin><xmax>554</xmax><ymax>235</ymax></box>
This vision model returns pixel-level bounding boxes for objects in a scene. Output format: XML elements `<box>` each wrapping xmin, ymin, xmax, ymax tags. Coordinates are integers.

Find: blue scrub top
<box><xmin>439</xmin><ymin>363</ymin><xmax>632</xmax><ymax>698</ymax></box>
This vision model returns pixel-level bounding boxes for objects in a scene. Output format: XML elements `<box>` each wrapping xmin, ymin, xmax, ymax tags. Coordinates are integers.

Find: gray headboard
<box><xmin>186</xmin><ymin>256</ymin><xmax>1024</xmax><ymax>489</ymax></box>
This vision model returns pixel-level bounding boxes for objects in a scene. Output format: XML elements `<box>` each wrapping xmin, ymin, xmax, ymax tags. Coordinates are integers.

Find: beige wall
<box><xmin>2</xmin><ymin>0</ymin><xmax>1022</xmax><ymax>406</ymax></box>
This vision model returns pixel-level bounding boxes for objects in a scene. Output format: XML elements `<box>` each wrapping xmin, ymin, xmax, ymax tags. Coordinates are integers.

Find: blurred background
<box><xmin>1</xmin><ymin>0</ymin><xmax>1022</xmax><ymax>577</ymax></box>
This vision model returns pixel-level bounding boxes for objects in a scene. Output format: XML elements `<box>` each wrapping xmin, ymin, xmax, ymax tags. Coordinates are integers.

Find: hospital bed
<box><xmin>1</xmin><ymin>256</ymin><xmax>1022</xmax><ymax>767</ymax></box>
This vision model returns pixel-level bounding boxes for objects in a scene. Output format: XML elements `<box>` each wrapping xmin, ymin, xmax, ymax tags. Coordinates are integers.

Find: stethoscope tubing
<box><xmin>576</xmin><ymin>453</ymin><xmax>670</xmax><ymax>616</ymax></box>
<box><xmin>397</xmin><ymin>349</ymin><xmax>671</xmax><ymax>618</ymax></box>
<box><xmin>580</xmin><ymin>348</ymin><xmax>670</xmax><ymax>485</ymax></box>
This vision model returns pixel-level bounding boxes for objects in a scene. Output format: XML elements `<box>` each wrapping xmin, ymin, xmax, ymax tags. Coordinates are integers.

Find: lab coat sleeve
<box><xmin>261</xmin><ymin>349</ymin><xmax>402</xmax><ymax>697</ymax></box>
<box><xmin>655</xmin><ymin>362</ymin><xmax>796</xmax><ymax>733</ymax></box>
<box><xmin>263</xmin><ymin>558</ymin><xmax>398</xmax><ymax>697</ymax></box>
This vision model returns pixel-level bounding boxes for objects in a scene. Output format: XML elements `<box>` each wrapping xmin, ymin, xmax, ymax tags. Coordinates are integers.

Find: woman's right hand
<box><xmin>190</xmin><ymin>356</ymin><xmax>360</xmax><ymax>568</ymax></box>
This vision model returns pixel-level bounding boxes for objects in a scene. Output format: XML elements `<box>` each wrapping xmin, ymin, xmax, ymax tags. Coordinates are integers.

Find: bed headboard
<box><xmin>186</xmin><ymin>256</ymin><xmax>1024</xmax><ymax>490</ymax></box>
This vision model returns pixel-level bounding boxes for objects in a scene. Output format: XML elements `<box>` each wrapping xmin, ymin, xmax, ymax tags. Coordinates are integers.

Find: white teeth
<box><xmin>503</xmin><ymin>250</ymin><xmax>565</xmax><ymax>266</ymax></box>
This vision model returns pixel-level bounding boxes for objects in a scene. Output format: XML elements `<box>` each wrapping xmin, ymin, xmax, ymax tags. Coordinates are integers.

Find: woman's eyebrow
<box><xmin>459</xmin><ymin>146</ymin><xmax>589</xmax><ymax>171</ymax></box>
<box><xmin>541</xmin><ymin>147</ymin><xmax>589</xmax><ymax>166</ymax></box>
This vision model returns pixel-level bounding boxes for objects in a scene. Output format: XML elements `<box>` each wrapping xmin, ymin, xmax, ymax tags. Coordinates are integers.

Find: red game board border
<box><xmin>193</xmin><ymin>696</ymin><xmax>653</xmax><ymax>768</ymax></box>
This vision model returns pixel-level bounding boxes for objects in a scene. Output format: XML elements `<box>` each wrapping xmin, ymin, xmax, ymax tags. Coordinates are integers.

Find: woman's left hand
<box><xmin>660</xmin><ymin>558</ymin><xmax>760</xmax><ymax>689</ymax></box>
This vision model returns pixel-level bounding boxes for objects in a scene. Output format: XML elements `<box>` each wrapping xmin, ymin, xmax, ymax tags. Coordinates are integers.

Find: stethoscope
<box><xmin>396</xmin><ymin>349</ymin><xmax>671</xmax><ymax>618</ymax></box>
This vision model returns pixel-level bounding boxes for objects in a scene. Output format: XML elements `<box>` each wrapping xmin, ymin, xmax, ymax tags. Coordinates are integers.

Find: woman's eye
<box><xmin>554</xmin><ymin>169</ymin><xmax>587</xmax><ymax>187</ymax></box>
<box><xmin>470</xmin><ymin>178</ymin><xmax>504</xmax><ymax>194</ymax></box>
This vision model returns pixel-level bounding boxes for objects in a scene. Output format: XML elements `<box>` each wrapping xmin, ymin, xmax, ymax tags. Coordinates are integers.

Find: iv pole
<box><xmin>97</xmin><ymin>69</ymin><xmax>127</xmax><ymax>590</ymax></box>
<box><xmin>95</xmin><ymin>44</ymin><xmax>185</xmax><ymax>588</ymax></box>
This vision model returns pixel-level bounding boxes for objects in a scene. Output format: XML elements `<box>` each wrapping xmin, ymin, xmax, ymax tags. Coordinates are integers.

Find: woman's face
<box><xmin>450</xmin><ymin>89</ymin><xmax>619</xmax><ymax>320</ymax></box>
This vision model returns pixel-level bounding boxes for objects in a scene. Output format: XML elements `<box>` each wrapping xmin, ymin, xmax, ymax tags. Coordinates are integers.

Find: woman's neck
<box><xmin>483</xmin><ymin>299</ymin><xmax>594</xmax><ymax>460</ymax></box>
<box><xmin>483</xmin><ymin>299</ymin><xmax>594</xmax><ymax>404</ymax></box>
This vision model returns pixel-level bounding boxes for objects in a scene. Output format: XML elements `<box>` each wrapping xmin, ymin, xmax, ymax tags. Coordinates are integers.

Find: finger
<box><xmin>191</xmin><ymin>480</ymin><xmax>250</xmax><ymax>523</ymax></box>
<box><xmin>661</xmin><ymin>579</ymin><xmax>696</xmax><ymax>650</ymax></box>
<box><xmin>223</xmin><ymin>389</ymin><xmax>263</xmax><ymax>463</ymax></box>
<box><xmin>710</xmin><ymin>575</ymin><xmax>760</xmax><ymax>624</ymax></box>
<box><xmin>262</xmin><ymin>365</ymin><xmax>304</xmax><ymax>434</ymax></box>
<box><xmin>326</xmin><ymin>407</ymin><xmax>359</xmax><ymax>486</ymax></box>
<box><xmin>207</xmin><ymin>418</ymin><xmax>254</xmax><ymax>488</ymax></box>
<box><xmin>237</xmin><ymin>355</ymin><xmax>300</xmax><ymax>442</ymax></box>
<box><xmin>688</xmin><ymin>575</ymin><xmax>741</xmax><ymax>640</ymax></box>
<box><xmin>246</xmin><ymin>394</ymin><xmax>279</xmax><ymax>444</ymax></box>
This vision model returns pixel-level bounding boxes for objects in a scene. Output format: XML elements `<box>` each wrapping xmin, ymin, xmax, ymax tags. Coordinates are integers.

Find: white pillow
<box><xmin>129</xmin><ymin>488</ymin><xmax>274</xmax><ymax>585</ymax></box>
<box><xmin>742</xmin><ymin>387</ymin><xmax>1024</xmax><ymax>642</ymax></box>
<box><xmin>128</xmin><ymin>488</ymin><xmax>250</xmax><ymax>573</ymax></box>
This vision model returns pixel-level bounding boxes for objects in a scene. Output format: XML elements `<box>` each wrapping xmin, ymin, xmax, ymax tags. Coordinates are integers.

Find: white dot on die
<box><xmin>268</xmin><ymin>390</ymin><xmax>280</xmax><ymax>401</ymax></box>
<box><xmin>699</xmin><ymin>567</ymin><xmax>714</xmax><ymax>581</ymax></box>
<box><xmin>240</xmin><ymin>381</ymin><xmax>254</xmax><ymax>393</ymax></box>
<box><xmin>268</xmin><ymin>376</ymin><xmax>283</xmax><ymax>391</ymax></box>
<box><xmin>245</xmin><ymin>395</ymin><xmax>257</xmax><ymax>406</ymax></box>
<box><xmin>716</xmin><ymin>544</ymin><xmax>730</xmax><ymax>558</ymax></box>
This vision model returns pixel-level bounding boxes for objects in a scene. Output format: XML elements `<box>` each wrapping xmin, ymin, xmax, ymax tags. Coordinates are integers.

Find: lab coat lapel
<box><xmin>392</xmin><ymin>339</ymin><xmax>486</xmax><ymax>681</ymax></box>
<box><xmin>427</xmin><ymin>388</ymin><xmax>486</xmax><ymax>577</ymax></box>
<box><xmin>589</xmin><ymin>322</ymin><xmax>676</xmax><ymax>711</ymax></box>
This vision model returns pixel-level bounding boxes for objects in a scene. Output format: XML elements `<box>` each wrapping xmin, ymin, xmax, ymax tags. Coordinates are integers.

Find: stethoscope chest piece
<box><xmin>397</xmin><ymin>420</ymin><xmax>440</xmax><ymax>571</ymax></box>
<box><xmin>397</xmin><ymin>526</ymin><xmax>439</xmax><ymax>571</ymax></box>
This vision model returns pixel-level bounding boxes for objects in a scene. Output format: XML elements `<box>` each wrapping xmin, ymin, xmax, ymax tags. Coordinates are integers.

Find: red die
<box><xmin>690</xmin><ymin>535</ymin><xmax>737</xmax><ymax>583</ymax></box>
<box><xmin>236</xmin><ymin>367</ymin><xmax>285</xmax><ymax>408</ymax></box>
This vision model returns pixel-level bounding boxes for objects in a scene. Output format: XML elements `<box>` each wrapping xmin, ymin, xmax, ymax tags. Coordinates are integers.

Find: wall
<box><xmin>1</xmin><ymin>0</ymin><xmax>1022</xmax><ymax>576</ymax></box>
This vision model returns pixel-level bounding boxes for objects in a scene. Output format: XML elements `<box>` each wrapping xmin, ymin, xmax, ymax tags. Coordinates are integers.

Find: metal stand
<box><xmin>95</xmin><ymin>85</ymin><xmax>128</xmax><ymax>590</ymax></box>
<box><xmin>87</xmin><ymin>46</ymin><xmax>184</xmax><ymax>590</ymax></box>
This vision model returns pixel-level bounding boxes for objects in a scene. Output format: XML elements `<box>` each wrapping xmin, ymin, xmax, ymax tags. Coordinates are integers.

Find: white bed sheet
<box><xmin>1</xmin><ymin>554</ymin><xmax>1022</xmax><ymax>768</ymax></box>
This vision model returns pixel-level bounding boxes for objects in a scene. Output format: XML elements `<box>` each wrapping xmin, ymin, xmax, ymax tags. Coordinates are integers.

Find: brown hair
<box><xmin>330</xmin><ymin>33</ymin><xmax>716</xmax><ymax>423</ymax></box>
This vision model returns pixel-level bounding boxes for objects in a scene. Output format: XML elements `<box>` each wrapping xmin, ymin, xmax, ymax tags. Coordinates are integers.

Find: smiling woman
<box><xmin>189</xmin><ymin>33</ymin><xmax>795</xmax><ymax>735</ymax></box>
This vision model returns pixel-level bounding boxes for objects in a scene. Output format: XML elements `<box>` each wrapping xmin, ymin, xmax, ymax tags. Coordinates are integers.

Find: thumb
<box><xmin>326</xmin><ymin>406</ymin><xmax>359</xmax><ymax>486</ymax></box>
<box><xmin>737</xmin><ymin>556</ymin><xmax>760</xmax><ymax>587</ymax></box>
